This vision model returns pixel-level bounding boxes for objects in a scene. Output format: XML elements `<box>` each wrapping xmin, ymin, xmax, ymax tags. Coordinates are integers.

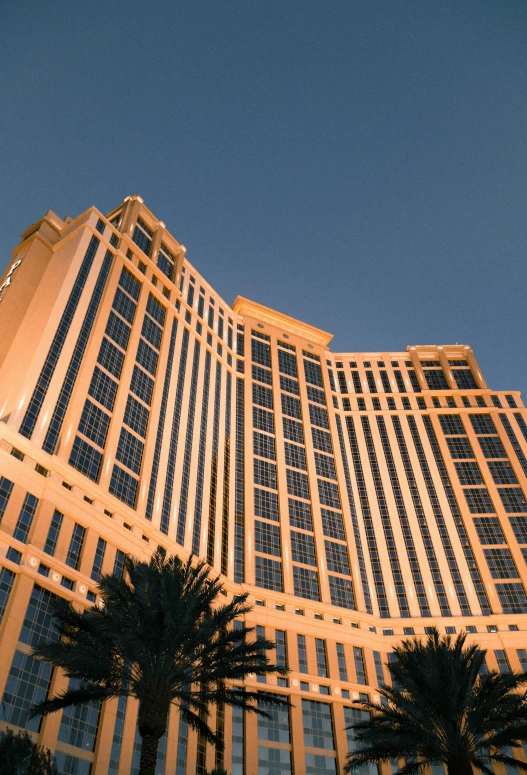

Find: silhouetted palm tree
<box><xmin>345</xmin><ymin>628</ymin><xmax>527</xmax><ymax>775</ymax></box>
<box><xmin>29</xmin><ymin>550</ymin><xmax>287</xmax><ymax>775</ymax></box>
<box><xmin>0</xmin><ymin>728</ymin><xmax>57</xmax><ymax>775</ymax></box>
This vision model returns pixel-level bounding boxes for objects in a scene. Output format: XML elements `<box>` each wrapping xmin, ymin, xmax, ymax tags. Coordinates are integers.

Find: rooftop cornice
<box><xmin>232</xmin><ymin>296</ymin><xmax>333</xmax><ymax>347</ymax></box>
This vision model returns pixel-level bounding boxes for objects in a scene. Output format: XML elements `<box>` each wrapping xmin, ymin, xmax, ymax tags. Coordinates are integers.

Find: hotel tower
<box><xmin>1</xmin><ymin>195</ymin><xmax>527</xmax><ymax>775</ymax></box>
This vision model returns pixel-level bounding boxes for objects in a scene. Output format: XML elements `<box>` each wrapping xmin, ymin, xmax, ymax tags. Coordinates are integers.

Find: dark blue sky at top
<box><xmin>2</xmin><ymin>1</ymin><xmax>526</xmax><ymax>391</ymax></box>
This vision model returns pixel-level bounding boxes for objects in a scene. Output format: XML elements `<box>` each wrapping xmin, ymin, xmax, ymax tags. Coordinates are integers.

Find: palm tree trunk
<box><xmin>139</xmin><ymin>733</ymin><xmax>159</xmax><ymax>775</ymax></box>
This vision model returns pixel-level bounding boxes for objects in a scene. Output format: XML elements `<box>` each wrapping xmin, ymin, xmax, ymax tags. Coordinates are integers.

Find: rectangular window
<box><xmin>116</xmin><ymin>428</ymin><xmax>144</xmax><ymax>475</ymax></box>
<box><xmin>254</xmin><ymin>431</ymin><xmax>276</xmax><ymax>460</ymax></box>
<box><xmin>130</xmin><ymin>365</ymin><xmax>154</xmax><ymax>405</ymax></box>
<box><xmin>463</xmin><ymin>488</ymin><xmax>495</xmax><ymax>514</ymax></box>
<box><xmin>315</xmin><ymin>452</ymin><xmax>336</xmax><ymax>480</ymax></box>
<box><xmin>88</xmin><ymin>367</ymin><xmax>118</xmax><ymax>412</ymax></box>
<box><xmin>510</xmin><ymin>517</ymin><xmax>527</xmax><ymax>544</ymax></box>
<box><xmin>123</xmin><ymin>394</ymin><xmax>149</xmax><ymax>438</ymax></box>
<box><xmin>353</xmin><ymin>647</ymin><xmax>367</xmax><ymax>685</ymax></box>
<box><xmin>288</xmin><ymin>499</ymin><xmax>313</xmax><ymax>531</ymax></box>
<box><xmin>453</xmin><ymin>369</ymin><xmax>477</xmax><ymax>389</ymax></box>
<box><xmin>254</xmin><ymin>459</ymin><xmax>277</xmax><ymax>489</ymax></box>
<box><xmin>91</xmin><ymin>538</ymin><xmax>106</xmax><ymax>582</ymax></box>
<box><xmin>69</xmin><ymin>437</ymin><xmax>102</xmax><ymax>481</ymax></box>
<box><xmin>291</xmin><ymin>532</ymin><xmax>317</xmax><ymax>566</ymax></box>
<box><xmin>287</xmin><ymin>469</ymin><xmax>310</xmax><ymax>500</ymax></box>
<box><xmin>252</xmin><ymin>339</ymin><xmax>271</xmax><ymax>368</ymax></box>
<box><xmin>13</xmin><ymin>493</ymin><xmax>39</xmax><ymax>544</ymax></box>
<box><xmin>136</xmin><ymin>339</ymin><xmax>158</xmax><ymax>376</ymax></box>
<box><xmin>498</xmin><ymin>487</ymin><xmax>527</xmax><ymax>514</ymax></box>
<box><xmin>280</xmin><ymin>375</ymin><xmax>299</xmax><ymax>395</ymax></box>
<box><xmin>255</xmin><ymin>556</ymin><xmax>283</xmax><ymax>592</ymax></box>
<box><xmin>298</xmin><ymin>634</ymin><xmax>308</xmax><ymax>673</ymax></box>
<box><xmin>285</xmin><ymin>442</ymin><xmax>307</xmax><ymax>470</ymax></box>
<box><xmin>97</xmin><ymin>337</ymin><xmax>125</xmax><ymax>379</ymax></box>
<box><xmin>281</xmin><ymin>394</ymin><xmax>302</xmax><ymax>419</ymax></box>
<box><xmin>325</xmin><ymin>541</ymin><xmax>350</xmax><ymax>575</ymax></box>
<box><xmin>275</xmin><ymin>630</ymin><xmax>288</xmax><ymax>668</ymax></box>
<box><xmin>278</xmin><ymin>349</ymin><xmax>297</xmax><ymax>377</ymax></box>
<box><xmin>473</xmin><ymin>517</ymin><xmax>506</xmax><ymax>544</ymax></box>
<box><xmin>141</xmin><ymin>316</ymin><xmax>163</xmax><ymax>350</ymax></box>
<box><xmin>318</xmin><ymin>480</ymin><xmax>341</xmax><ymax>510</ymax></box>
<box><xmin>109</xmin><ymin>465</ymin><xmax>138</xmax><ymax>508</ymax></box>
<box><xmin>293</xmin><ymin>566</ymin><xmax>320</xmax><ymax>600</ymax></box>
<box><xmin>0</xmin><ymin>567</ymin><xmax>15</xmax><ymax>624</ymax></box>
<box><xmin>336</xmin><ymin>643</ymin><xmax>348</xmax><ymax>681</ymax></box>
<box><xmin>255</xmin><ymin>521</ymin><xmax>281</xmax><ymax>556</ymax></box>
<box><xmin>254</xmin><ymin>489</ymin><xmax>279</xmax><ymax>521</ymax></box>
<box><xmin>309</xmin><ymin>404</ymin><xmax>329</xmax><ymax>429</ymax></box>
<box><xmin>302</xmin><ymin>699</ymin><xmax>335</xmax><ymax>750</ymax></box>
<box><xmin>496</xmin><ymin>582</ymin><xmax>527</xmax><ymax>614</ymax></box>
<box><xmin>454</xmin><ymin>461</ymin><xmax>484</xmax><ymax>485</ymax></box>
<box><xmin>484</xmin><ymin>548</ymin><xmax>518</xmax><ymax>579</ymax></box>
<box><xmin>312</xmin><ymin>427</ymin><xmax>333</xmax><ymax>453</ymax></box>
<box><xmin>0</xmin><ymin>651</ymin><xmax>53</xmax><ymax>732</ymax></box>
<box><xmin>373</xmin><ymin>651</ymin><xmax>384</xmax><ymax>686</ymax></box>
<box><xmin>257</xmin><ymin>696</ymin><xmax>290</xmax><ymax>742</ymax></box>
<box><xmin>78</xmin><ymin>399</ymin><xmax>111</xmax><ymax>448</ymax></box>
<box><xmin>494</xmin><ymin>650</ymin><xmax>511</xmax><ymax>674</ymax></box>
<box><xmin>44</xmin><ymin>510</ymin><xmax>63</xmax><ymax>556</ymax></box>
<box><xmin>487</xmin><ymin>461</ymin><xmax>518</xmax><ymax>486</ymax></box>
<box><xmin>315</xmin><ymin>639</ymin><xmax>328</xmax><ymax>677</ymax></box>
<box><xmin>113</xmin><ymin>549</ymin><xmax>126</xmax><ymax>578</ymax></box>
<box><xmin>253</xmin><ymin>407</ymin><xmax>274</xmax><ymax>435</ymax></box>
<box><xmin>105</xmin><ymin>311</ymin><xmax>131</xmax><ymax>350</ymax></box>
<box><xmin>320</xmin><ymin>508</ymin><xmax>345</xmax><ymax>541</ymax></box>
<box><xmin>65</xmin><ymin>524</ymin><xmax>86</xmax><ymax>570</ymax></box>
<box><xmin>283</xmin><ymin>417</ymin><xmax>304</xmax><ymax>444</ymax></box>
<box><xmin>424</xmin><ymin>369</ymin><xmax>449</xmax><ymax>390</ymax></box>
<box><xmin>446</xmin><ymin>437</ymin><xmax>475</xmax><ymax>459</ymax></box>
<box><xmin>328</xmin><ymin>575</ymin><xmax>355</xmax><ymax>609</ymax></box>
<box><xmin>478</xmin><ymin>436</ymin><xmax>507</xmax><ymax>459</ymax></box>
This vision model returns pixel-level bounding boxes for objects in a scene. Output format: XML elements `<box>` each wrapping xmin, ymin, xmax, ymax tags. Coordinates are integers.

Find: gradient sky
<box><xmin>2</xmin><ymin>1</ymin><xmax>527</xmax><ymax>392</ymax></box>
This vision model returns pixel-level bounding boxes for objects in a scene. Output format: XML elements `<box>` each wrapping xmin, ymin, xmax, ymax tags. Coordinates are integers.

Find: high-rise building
<box><xmin>0</xmin><ymin>195</ymin><xmax>526</xmax><ymax>774</ymax></box>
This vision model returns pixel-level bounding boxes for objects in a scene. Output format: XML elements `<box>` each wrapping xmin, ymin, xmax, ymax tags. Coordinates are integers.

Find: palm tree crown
<box><xmin>29</xmin><ymin>550</ymin><xmax>287</xmax><ymax>775</ymax></box>
<box><xmin>345</xmin><ymin>627</ymin><xmax>527</xmax><ymax>775</ymax></box>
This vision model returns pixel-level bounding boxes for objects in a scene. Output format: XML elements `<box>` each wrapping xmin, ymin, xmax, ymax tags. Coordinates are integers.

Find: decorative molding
<box><xmin>232</xmin><ymin>295</ymin><xmax>333</xmax><ymax>347</ymax></box>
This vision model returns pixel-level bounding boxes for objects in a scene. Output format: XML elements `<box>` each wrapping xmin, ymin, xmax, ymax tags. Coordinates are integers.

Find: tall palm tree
<box><xmin>345</xmin><ymin>628</ymin><xmax>527</xmax><ymax>775</ymax></box>
<box><xmin>29</xmin><ymin>550</ymin><xmax>288</xmax><ymax>775</ymax></box>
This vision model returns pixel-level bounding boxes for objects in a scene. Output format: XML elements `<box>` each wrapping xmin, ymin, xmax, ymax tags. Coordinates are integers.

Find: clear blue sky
<box><xmin>2</xmin><ymin>1</ymin><xmax>526</xmax><ymax>391</ymax></box>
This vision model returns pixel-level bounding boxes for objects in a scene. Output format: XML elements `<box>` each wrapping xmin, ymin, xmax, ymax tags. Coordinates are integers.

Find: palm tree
<box><xmin>0</xmin><ymin>728</ymin><xmax>58</xmax><ymax>775</ymax></box>
<box><xmin>345</xmin><ymin>628</ymin><xmax>527</xmax><ymax>775</ymax></box>
<box><xmin>29</xmin><ymin>550</ymin><xmax>288</xmax><ymax>775</ymax></box>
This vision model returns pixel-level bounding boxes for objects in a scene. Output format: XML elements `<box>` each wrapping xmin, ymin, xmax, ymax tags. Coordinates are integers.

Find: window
<box><xmin>113</xmin><ymin>549</ymin><xmax>126</xmax><ymax>578</ymax></box>
<box><xmin>315</xmin><ymin>639</ymin><xmax>328</xmax><ymax>677</ymax></box>
<box><xmin>302</xmin><ymin>699</ymin><xmax>335</xmax><ymax>750</ymax></box>
<box><xmin>78</xmin><ymin>399</ymin><xmax>111</xmax><ymax>448</ymax></box>
<box><xmin>0</xmin><ymin>567</ymin><xmax>15</xmax><ymax>624</ymax></box>
<box><xmin>275</xmin><ymin>630</ymin><xmax>287</xmax><ymax>668</ymax></box>
<box><xmin>285</xmin><ymin>442</ymin><xmax>306</xmax><ymax>470</ymax></box>
<box><xmin>454</xmin><ymin>461</ymin><xmax>483</xmax><ymax>485</ymax></box>
<box><xmin>496</xmin><ymin>583</ymin><xmax>527</xmax><ymax>614</ymax></box>
<box><xmin>473</xmin><ymin>517</ymin><xmax>505</xmax><ymax>544</ymax></box>
<box><xmin>289</xmin><ymin>499</ymin><xmax>313</xmax><ymax>531</ymax></box>
<box><xmin>20</xmin><ymin>585</ymin><xmax>60</xmax><ymax>646</ymax></box>
<box><xmin>309</xmin><ymin>404</ymin><xmax>329</xmax><ymax>429</ymax></box>
<box><xmin>321</xmin><ymin>508</ymin><xmax>345</xmax><ymax>541</ymax></box>
<box><xmin>453</xmin><ymin>369</ymin><xmax>477</xmax><ymax>389</ymax></box>
<box><xmin>66</xmin><ymin>524</ymin><xmax>86</xmax><ymax>570</ymax></box>
<box><xmin>91</xmin><ymin>538</ymin><xmax>106</xmax><ymax>582</ymax></box>
<box><xmin>287</xmin><ymin>469</ymin><xmax>310</xmax><ymax>500</ymax></box>
<box><xmin>255</xmin><ymin>489</ymin><xmax>279</xmax><ymax>521</ymax></box>
<box><xmin>328</xmin><ymin>575</ymin><xmax>355</xmax><ymax>609</ymax></box>
<box><xmin>315</xmin><ymin>453</ymin><xmax>336</xmax><ymax>480</ymax></box>
<box><xmin>484</xmin><ymin>549</ymin><xmax>518</xmax><ymax>579</ymax></box>
<box><xmin>255</xmin><ymin>521</ymin><xmax>281</xmax><ymax>556</ymax></box>
<box><xmin>123</xmin><ymin>395</ymin><xmax>149</xmax><ymax>438</ymax></box>
<box><xmin>336</xmin><ymin>643</ymin><xmax>348</xmax><ymax>681</ymax></box>
<box><xmin>312</xmin><ymin>427</ymin><xmax>333</xmax><ymax>453</ymax></box>
<box><xmin>44</xmin><ymin>510</ymin><xmax>63</xmax><ymax>556</ymax></box>
<box><xmin>510</xmin><ymin>517</ymin><xmax>527</xmax><ymax>544</ymax></box>
<box><xmin>257</xmin><ymin>696</ymin><xmax>290</xmax><ymax>742</ymax></box>
<box><xmin>13</xmin><ymin>493</ymin><xmax>39</xmax><ymax>543</ymax></box>
<box><xmin>446</xmin><ymin>437</ymin><xmax>474</xmax><ymax>459</ymax></box>
<box><xmin>463</xmin><ymin>488</ymin><xmax>495</xmax><ymax>514</ymax></box>
<box><xmin>254</xmin><ymin>432</ymin><xmax>276</xmax><ymax>460</ymax></box>
<box><xmin>373</xmin><ymin>652</ymin><xmax>384</xmax><ymax>686</ymax></box>
<box><xmin>281</xmin><ymin>393</ymin><xmax>302</xmax><ymax>419</ymax></box>
<box><xmin>136</xmin><ymin>339</ymin><xmax>158</xmax><ymax>376</ymax></box>
<box><xmin>318</xmin><ymin>480</ymin><xmax>341</xmax><ymax>510</ymax></box>
<box><xmin>58</xmin><ymin>677</ymin><xmax>100</xmax><ymax>751</ymax></box>
<box><xmin>254</xmin><ymin>459</ymin><xmax>277</xmax><ymax>489</ymax></box>
<box><xmin>353</xmin><ymin>647</ymin><xmax>367</xmax><ymax>684</ymax></box>
<box><xmin>130</xmin><ymin>365</ymin><xmax>154</xmax><ymax>405</ymax></box>
<box><xmin>439</xmin><ymin>415</ymin><xmax>465</xmax><ymax>435</ymax></box>
<box><xmin>291</xmin><ymin>532</ymin><xmax>317</xmax><ymax>566</ymax></box>
<box><xmin>283</xmin><ymin>417</ymin><xmax>304</xmax><ymax>443</ymax></box>
<box><xmin>478</xmin><ymin>436</ymin><xmax>507</xmax><ymax>459</ymax></box>
<box><xmin>116</xmin><ymin>428</ymin><xmax>144</xmax><ymax>474</ymax></box>
<box><xmin>97</xmin><ymin>337</ymin><xmax>125</xmax><ymax>379</ymax></box>
<box><xmin>132</xmin><ymin>217</ymin><xmax>152</xmax><ymax>255</ymax></box>
<box><xmin>88</xmin><ymin>367</ymin><xmax>118</xmax><ymax>412</ymax></box>
<box><xmin>494</xmin><ymin>650</ymin><xmax>511</xmax><ymax>674</ymax></box>
<box><xmin>0</xmin><ymin>651</ymin><xmax>52</xmax><ymax>732</ymax></box>
<box><xmin>253</xmin><ymin>407</ymin><xmax>274</xmax><ymax>435</ymax></box>
<box><xmin>325</xmin><ymin>541</ymin><xmax>350</xmax><ymax>575</ymax></box>
<box><xmin>498</xmin><ymin>488</ymin><xmax>527</xmax><ymax>513</ymax></box>
<box><xmin>424</xmin><ymin>369</ymin><xmax>449</xmax><ymax>390</ymax></box>
<box><xmin>108</xmin><ymin>465</ymin><xmax>138</xmax><ymax>508</ymax></box>
<box><xmin>298</xmin><ymin>634</ymin><xmax>308</xmax><ymax>673</ymax></box>
<box><xmin>255</xmin><ymin>556</ymin><xmax>282</xmax><ymax>591</ymax></box>
<box><xmin>487</xmin><ymin>461</ymin><xmax>518</xmax><ymax>486</ymax></box>
<box><xmin>69</xmin><ymin>437</ymin><xmax>102</xmax><ymax>481</ymax></box>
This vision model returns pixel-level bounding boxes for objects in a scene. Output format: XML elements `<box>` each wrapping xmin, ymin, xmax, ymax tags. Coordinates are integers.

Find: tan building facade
<box><xmin>1</xmin><ymin>195</ymin><xmax>527</xmax><ymax>774</ymax></box>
